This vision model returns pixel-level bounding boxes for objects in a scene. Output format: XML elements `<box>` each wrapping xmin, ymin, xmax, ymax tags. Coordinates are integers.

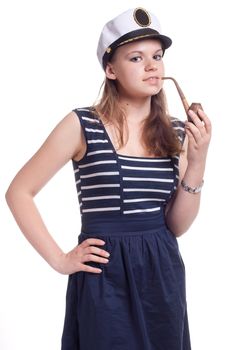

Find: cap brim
<box><xmin>118</xmin><ymin>32</ymin><xmax>172</xmax><ymax>50</ymax></box>
<box><xmin>102</xmin><ymin>28</ymin><xmax>172</xmax><ymax>69</ymax></box>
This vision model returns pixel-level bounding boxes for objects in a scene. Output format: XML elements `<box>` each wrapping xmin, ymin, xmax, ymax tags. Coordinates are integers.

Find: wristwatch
<box><xmin>181</xmin><ymin>179</ymin><xmax>204</xmax><ymax>194</ymax></box>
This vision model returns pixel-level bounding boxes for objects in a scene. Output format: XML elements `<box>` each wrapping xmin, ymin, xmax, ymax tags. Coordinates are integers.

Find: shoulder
<box><xmin>170</xmin><ymin>116</ymin><xmax>188</xmax><ymax>180</ymax></box>
<box><xmin>169</xmin><ymin>116</ymin><xmax>186</xmax><ymax>145</ymax></box>
<box><xmin>43</xmin><ymin>110</ymin><xmax>85</xmax><ymax>158</ymax></box>
<box><xmin>170</xmin><ymin>116</ymin><xmax>185</xmax><ymax>130</ymax></box>
<box><xmin>53</xmin><ymin>110</ymin><xmax>82</xmax><ymax>140</ymax></box>
<box><xmin>44</xmin><ymin>107</ymin><xmax>96</xmax><ymax>159</ymax></box>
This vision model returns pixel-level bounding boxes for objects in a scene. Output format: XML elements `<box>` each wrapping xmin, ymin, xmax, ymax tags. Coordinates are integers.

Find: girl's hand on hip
<box><xmin>185</xmin><ymin>108</ymin><xmax>212</xmax><ymax>167</ymax></box>
<box><xmin>56</xmin><ymin>238</ymin><xmax>110</xmax><ymax>275</ymax></box>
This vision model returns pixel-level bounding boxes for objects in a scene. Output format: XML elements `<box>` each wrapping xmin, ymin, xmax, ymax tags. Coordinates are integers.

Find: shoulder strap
<box><xmin>72</xmin><ymin>106</ymin><xmax>102</xmax><ymax>138</ymax></box>
<box><xmin>72</xmin><ymin>106</ymin><xmax>100</xmax><ymax>124</ymax></box>
<box><xmin>72</xmin><ymin>107</ymin><xmax>111</xmax><ymax>157</ymax></box>
<box><xmin>170</xmin><ymin>117</ymin><xmax>186</xmax><ymax>145</ymax></box>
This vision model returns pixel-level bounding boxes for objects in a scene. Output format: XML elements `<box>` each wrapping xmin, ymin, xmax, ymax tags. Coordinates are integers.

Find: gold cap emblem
<box><xmin>133</xmin><ymin>8</ymin><xmax>151</xmax><ymax>27</ymax></box>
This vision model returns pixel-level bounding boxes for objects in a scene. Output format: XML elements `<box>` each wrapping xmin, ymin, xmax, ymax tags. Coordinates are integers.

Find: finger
<box><xmin>185</xmin><ymin>126</ymin><xmax>197</xmax><ymax>145</ymax></box>
<box><xmin>85</xmin><ymin>245</ymin><xmax>110</xmax><ymax>257</ymax></box>
<box><xmin>80</xmin><ymin>238</ymin><xmax>106</xmax><ymax>248</ymax></box>
<box><xmin>82</xmin><ymin>253</ymin><xmax>109</xmax><ymax>264</ymax></box>
<box><xmin>196</xmin><ymin>109</ymin><xmax>212</xmax><ymax>135</ymax></box>
<box><xmin>187</xmin><ymin>109</ymin><xmax>202</xmax><ymax>124</ymax></box>
<box><xmin>187</xmin><ymin>110</ymin><xmax>206</xmax><ymax>137</ymax></box>
<box><xmin>80</xmin><ymin>264</ymin><xmax>102</xmax><ymax>274</ymax></box>
<box><xmin>185</xmin><ymin>122</ymin><xmax>202</xmax><ymax>143</ymax></box>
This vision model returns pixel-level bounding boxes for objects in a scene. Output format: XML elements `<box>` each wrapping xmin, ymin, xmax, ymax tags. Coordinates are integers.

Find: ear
<box><xmin>105</xmin><ymin>63</ymin><xmax>117</xmax><ymax>80</ymax></box>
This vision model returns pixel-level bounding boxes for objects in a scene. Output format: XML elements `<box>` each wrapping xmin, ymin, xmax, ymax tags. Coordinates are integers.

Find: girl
<box><xmin>5</xmin><ymin>7</ymin><xmax>211</xmax><ymax>350</ymax></box>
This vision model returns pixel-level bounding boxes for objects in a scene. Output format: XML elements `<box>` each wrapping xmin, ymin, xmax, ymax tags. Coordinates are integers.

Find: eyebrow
<box><xmin>126</xmin><ymin>48</ymin><xmax>163</xmax><ymax>55</ymax></box>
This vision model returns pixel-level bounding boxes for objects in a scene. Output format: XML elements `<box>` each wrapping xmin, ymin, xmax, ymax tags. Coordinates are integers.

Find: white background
<box><xmin>1</xmin><ymin>0</ymin><xmax>232</xmax><ymax>349</ymax></box>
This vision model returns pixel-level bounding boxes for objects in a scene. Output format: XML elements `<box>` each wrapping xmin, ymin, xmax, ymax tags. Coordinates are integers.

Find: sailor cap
<box><xmin>97</xmin><ymin>7</ymin><xmax>172</xmax><ymax>69</ymax></box>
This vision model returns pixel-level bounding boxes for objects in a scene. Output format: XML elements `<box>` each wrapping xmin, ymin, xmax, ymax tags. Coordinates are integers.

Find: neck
<box><xmin>119</xmin><ymin>97</ymin><xmax>151</xmax><ymax>124</ymax></box>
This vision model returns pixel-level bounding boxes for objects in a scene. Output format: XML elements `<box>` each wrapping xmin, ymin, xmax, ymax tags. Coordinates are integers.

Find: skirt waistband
<box><xmin>81</xmin><ymin>211</ymin><xmax>167</xmax><ymax>236</ymax></box>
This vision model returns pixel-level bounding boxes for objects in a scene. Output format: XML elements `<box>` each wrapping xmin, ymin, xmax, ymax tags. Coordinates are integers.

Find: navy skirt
<box><xmin>61</xmin><ymin>212</ymin><xmax>191</xmax><ymax>349</ymax></box>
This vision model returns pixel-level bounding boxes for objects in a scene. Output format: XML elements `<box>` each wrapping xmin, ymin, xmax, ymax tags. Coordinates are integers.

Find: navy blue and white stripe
<box><xmin>72</xmin><ymin>108</ymin><xmax>185</xmax><ymax>217</ymax></box>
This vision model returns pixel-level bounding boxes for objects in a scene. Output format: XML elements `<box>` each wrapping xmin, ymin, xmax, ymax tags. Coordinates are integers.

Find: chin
<box><xmin>152</xmin><ymin>91</ymin><xmax>161</xmax><ymax>96</ymax></box>
<box><xmin>147</xmin><ymin>89</ymin><xmax>161</xmax><ymax>97</ymax></box>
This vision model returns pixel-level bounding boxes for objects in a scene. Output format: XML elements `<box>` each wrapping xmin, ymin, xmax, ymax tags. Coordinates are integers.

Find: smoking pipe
<box><xmin>162</xmin><ymin>76</ymin><xmax>203</xmax><ymax>122</ymax></box>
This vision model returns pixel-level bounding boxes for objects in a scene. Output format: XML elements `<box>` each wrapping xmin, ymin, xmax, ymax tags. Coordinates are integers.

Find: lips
<box><xmin>143</xmin><ymin>76</ymin><xmax>161</xmax><ymax>86</ymax></box>
<box><xmin>143</xmin><ymin>76</ymin><xmax>160</xmax><ymax>82</ymax></box>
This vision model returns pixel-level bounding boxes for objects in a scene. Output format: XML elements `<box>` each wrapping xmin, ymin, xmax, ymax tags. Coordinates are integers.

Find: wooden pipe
<box><xmin>162</xmin><ymin>76</ymin><xmax>203</xmax><ymax>121</ymax></box>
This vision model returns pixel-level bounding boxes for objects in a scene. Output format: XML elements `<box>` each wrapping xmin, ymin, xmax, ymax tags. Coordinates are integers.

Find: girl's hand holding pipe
<box><xmin>185</xmin><ymin>108</ymin><xmax>212</xmax><ymax>167</ymax></box>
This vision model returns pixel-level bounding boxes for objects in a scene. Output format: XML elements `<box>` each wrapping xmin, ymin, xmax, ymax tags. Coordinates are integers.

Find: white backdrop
<box><xmin>1</xmin><ymin>0</ymin><xmax>232</xmax><ymax>349</ymax></box>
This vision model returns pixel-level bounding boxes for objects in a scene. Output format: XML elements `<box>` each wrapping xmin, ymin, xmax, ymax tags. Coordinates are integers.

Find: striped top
<box><xmin>72</xmin><ymin>107</ymin><xmax>185</xmax><ymax>219</ymax></box>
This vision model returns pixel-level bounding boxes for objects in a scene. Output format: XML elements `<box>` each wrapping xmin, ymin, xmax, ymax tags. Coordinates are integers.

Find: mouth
<box><xmin>143</xmin><ymin>76</ymin><xmax>160</xmax><ymax>82</ymax></box>
<box><xmin>143</xmin><ymin>76</ymin><xmax>162</xmax><ymax>86</ymax></box>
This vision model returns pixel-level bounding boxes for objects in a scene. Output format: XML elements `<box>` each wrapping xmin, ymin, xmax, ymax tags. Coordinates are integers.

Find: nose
<box><xmin>144</xmin><ymin>59</ymin><xmax>158</xmax><ymax>72</ymax></box>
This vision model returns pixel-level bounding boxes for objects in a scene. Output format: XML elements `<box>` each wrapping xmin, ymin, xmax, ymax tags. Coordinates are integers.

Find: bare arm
<box><xmin>165</xmin><ymin>109</ymin><xmax>212</xmax><ymax>236</ymax></box>
<box><xmin>5</xmin><ymin>111</ymin><xmax>110</xmax><ymax>274</ymax></box>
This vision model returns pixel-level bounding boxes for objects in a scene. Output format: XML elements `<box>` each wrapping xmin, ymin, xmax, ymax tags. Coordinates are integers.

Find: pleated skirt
<box><xmin>61</xmin><ymin>212</ymin><xmax>191</xmax><ymax>349</ymax></box>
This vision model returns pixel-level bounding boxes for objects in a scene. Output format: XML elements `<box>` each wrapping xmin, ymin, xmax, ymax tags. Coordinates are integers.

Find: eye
<box><xmin>153</xmin><ymin>54</ymin><xmax>163</xmax><ymax>61</ymax></box>
<box><xmin>130</xmin><ymin>56</ymin><xmax>142</xmax><ymax>62</ymax></box>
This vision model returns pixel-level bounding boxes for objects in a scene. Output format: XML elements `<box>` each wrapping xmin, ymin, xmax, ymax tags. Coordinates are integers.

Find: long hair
<box><xmin>93</xmin><ymin>78</ymin><xmax>182</xmax><ymax>157</ymax></box>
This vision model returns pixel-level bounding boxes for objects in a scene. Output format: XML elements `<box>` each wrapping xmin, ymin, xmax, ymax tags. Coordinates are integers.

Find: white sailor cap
<box><xmin>97</xmin><ymin>7</ymin><xmax>172</xmax><ymax>69</ymax></box>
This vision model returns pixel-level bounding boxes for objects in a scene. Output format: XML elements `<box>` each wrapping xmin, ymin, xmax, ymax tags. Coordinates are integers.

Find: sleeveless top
<box><xmin>72</xmin><ymin>107</ymin><xmax>185</xmax><ymax>219</ymax></box>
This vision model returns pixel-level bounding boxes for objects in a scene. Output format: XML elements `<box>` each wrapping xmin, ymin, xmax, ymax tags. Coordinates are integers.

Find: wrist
<box><xmin>187</xmin><ymin>160</ymin><xmax>206</xmax><ymax>173</ymax></box>
<box><xmin>183</xmin><ymin>165</ymin><xmax>205</xmax><ymax>187</ymax></box>
<box><xmin>49</xmin><ymin>250</ymin><xmax>66</xmax><ymax>273</ymax></box>
<box><xmin>181</xmin><ymin>178</ymin><xmax>204</xmax><ymax>194</ymax></box>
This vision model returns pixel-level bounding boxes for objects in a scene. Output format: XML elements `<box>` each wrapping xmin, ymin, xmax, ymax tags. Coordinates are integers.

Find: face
<box><xmin>105</xmin><ymin>39</ymin><xmax>165</xmax><ymax>100</ymax></box>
